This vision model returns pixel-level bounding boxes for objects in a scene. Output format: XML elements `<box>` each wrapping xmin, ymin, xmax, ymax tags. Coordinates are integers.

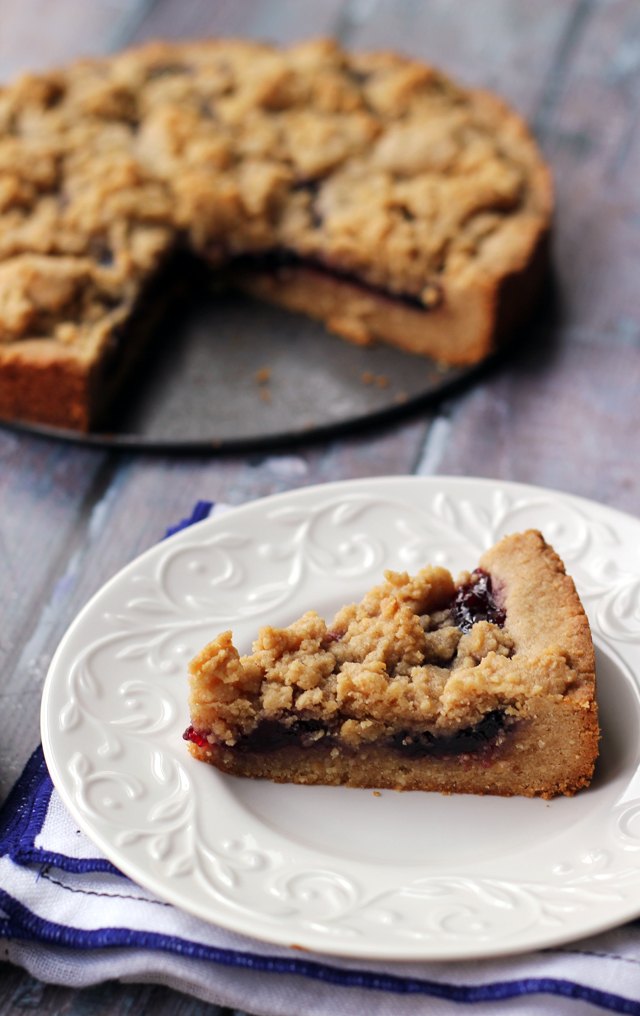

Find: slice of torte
<box><xmin>184</xmin><ymin>530</ymin><xmax>598</xmax><ymax>799</ymax></box>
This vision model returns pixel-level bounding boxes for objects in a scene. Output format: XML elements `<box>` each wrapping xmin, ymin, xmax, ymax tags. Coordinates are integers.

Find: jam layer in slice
<box><xmin>185</xmin><ymin>710</ymin><xmax>510</xmax><ymax>759</ymax></box>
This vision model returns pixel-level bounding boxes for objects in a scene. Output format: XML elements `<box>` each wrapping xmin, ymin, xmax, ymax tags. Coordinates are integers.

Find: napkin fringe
<box><xmin>0</xmin><ymin>746</ymin><xmax>119</xmax><ymax>876</ymax></box>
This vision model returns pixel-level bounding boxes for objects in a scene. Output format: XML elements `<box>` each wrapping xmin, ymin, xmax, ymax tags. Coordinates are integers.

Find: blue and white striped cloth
<box><xmin>2</xmin><ymin>503</ymin><xmax>640</xmax><ymax>1016</ymax></box>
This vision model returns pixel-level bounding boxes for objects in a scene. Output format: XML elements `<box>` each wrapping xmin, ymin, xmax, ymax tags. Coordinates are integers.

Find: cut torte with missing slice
<box><xmin>0</xmin><ymin>37</ymin><xmax>551</xmax><ymax>430</ymax></box>
<box><xmin>184</xmin><ymin>530</ymin><xmax>598</xmax><ymax>799</ymax></box>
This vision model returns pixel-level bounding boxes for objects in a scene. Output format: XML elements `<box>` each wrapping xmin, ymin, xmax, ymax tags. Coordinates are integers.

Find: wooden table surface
<box><xmin>1</xmin><ymin>0</ymin><xmax>640</xmax><ymax>1011</ymax></box>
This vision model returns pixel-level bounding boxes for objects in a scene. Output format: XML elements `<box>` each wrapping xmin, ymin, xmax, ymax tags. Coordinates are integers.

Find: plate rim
<box><xmin>40</xmin><ymin>475</ymin><xmax>640</xmax><ymax>961</ymax></box>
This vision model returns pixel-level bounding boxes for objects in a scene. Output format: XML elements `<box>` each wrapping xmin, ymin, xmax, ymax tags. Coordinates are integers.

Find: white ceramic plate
<box><xmin>41</xmin><ymin>476</ymin><xmax>640</xmax><ymax>961</ymax></box>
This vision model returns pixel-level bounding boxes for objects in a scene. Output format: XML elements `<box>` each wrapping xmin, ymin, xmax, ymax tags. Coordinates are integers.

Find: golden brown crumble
<box><xmin>187</xmin><ymin>557</ymin><xmax>580</xmax><ymax>751</ymax></box>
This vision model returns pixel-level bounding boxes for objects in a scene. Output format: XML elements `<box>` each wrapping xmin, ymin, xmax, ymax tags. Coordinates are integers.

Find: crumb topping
<box><xmin>187</xmin><ymin>555</ymin><xmax>580</xmax><ymax>749</ymax></box>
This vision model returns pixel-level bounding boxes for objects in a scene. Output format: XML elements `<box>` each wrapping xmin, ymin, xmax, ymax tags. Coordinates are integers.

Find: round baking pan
<box><xmin>1</xmin><ymin>292</ymin><xmax>482</xmax><ymax>452</ymax></box>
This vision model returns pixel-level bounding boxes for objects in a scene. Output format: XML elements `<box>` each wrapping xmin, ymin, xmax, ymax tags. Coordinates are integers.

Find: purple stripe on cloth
<box><xmin>0</xmin><ymin>889</ymin><xmax>639</xmax><ymax>1014</ymax></box>
<box><xmin>0</xmin><ymin>745</ymin><xmax>121</xmax><ymax>876</ymax></box>
<box><xmin>164</xmin><ymin>501</ymin><xmax>213</xmax><ymax>538</ymax></box>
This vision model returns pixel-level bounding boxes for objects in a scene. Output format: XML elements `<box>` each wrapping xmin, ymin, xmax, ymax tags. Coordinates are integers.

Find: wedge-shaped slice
<box><xmin>185</xmin><ymin>530</ymin><xmax>598</xmax><ymax>798</ymax></box>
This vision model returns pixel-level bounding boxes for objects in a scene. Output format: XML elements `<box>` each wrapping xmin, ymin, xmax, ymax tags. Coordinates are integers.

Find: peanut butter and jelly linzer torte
<box><xmin>0</xmin><ymin>38</ymin><xmax>552</xmax><ymax>430</ymax></box>
<box><xmin>185</xmin><ymin>531</ymin><xmax>598</xmax><ymax>799</ymax></box>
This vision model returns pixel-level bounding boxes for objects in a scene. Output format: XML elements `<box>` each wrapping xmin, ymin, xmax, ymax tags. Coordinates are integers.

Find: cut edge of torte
<box><xmin>184</xmin><ymin>530</ymin><xmax>599</xmax><ymax>799</ymax></box>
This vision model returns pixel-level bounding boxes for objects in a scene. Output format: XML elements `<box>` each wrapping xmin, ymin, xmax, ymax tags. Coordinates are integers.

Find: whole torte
<box><xmin>185</xmin><ymin>531</ymin><xmax>598</xmax><ymax>799</ymax></box>
<box><xmin>0</xmin><ymin>39</ymin><xmax>552</xmax><ymax>430</ymax></box>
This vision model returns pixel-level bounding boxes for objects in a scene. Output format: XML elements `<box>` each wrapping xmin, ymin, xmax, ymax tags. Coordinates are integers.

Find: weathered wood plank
<box><xmin>434</xmin><ymin>0</ymin><xmax>640</xmax><ymax>514</ymax></box>
<box><xmin>0</xmin><ymin>436</ymin><xmax>107</xmax><ymax>798</ymax></box>
<box><xmin>433</xmin><ymin>330</ymin><xmax>640</xmax><ymax>512</ymax></box>
<box><xmin>342</xmin><ymin>0</ymin><xmax>581</xmax><ymax>119</ymax></box>
<box><xmin>0</xmin><ymin>0</ymin><xmax>149</xmax><ymax>81</ymax></box>
<box><xmin>0</xmin><ymin>964</ymin><xmax>234</xmax><ymax>1016</ymax></box>
<box><xmin>131</xmin><ymin>0</ymin><xmax>345</xmax><ymax>45</ymax></box>
<box><xmin>544</xmin><ymin>0</ymin><xmax>640</xmax><ymax>337</ymax></box>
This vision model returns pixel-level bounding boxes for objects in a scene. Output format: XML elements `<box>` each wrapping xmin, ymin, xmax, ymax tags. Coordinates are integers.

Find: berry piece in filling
<box><xmin>450</xmin><ymin>569</ymin><xmax>506</xmax><ymax>634</ymax></box>
<box><xmin>183</xmin><ymin>726</ymin><xmax>208</xmax><ymax>748</ymax></box>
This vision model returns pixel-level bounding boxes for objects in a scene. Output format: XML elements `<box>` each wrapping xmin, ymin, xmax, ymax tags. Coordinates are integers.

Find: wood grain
<box><xmin>130</xmin><ymin>0</ymin><xmax>346</xmax><ymax>45</ymax></box>
<box><xmin>433</xmin><ymin>0</ymin><xmax>640</xmax><ymax>514</ymax></box>
<box><xmin>0</xmin><ymin>435</ymin><xmax>107</xmax><ymax>798</ymax></box>
<box><xmin>0</xmin><ymin>963</ymin><xmax>235</xmax><ymax>1016</ymax></box>
<box><xmin>0</xmin><ymin>0</ymin><xmax>151</xmax><ymax>81</ymax></box>
<box><xmin>341</xmin><ymin>0</ymin><xmax>581</xmax><ymax>119</ymax></box>
<box><xmin>546</xmin><ymin>0</ymin><xmax>640</xmax><ymax>336</ymax></box>
<box><xmin>437</xmin><ymin>327</ymin><xmax>640</xmax><ymax>510</ymax></box>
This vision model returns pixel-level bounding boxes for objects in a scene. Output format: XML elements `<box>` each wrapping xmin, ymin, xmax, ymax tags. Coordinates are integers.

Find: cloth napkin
<box><xmin>2</xmin><ymin>503</ymin><xmax>640</xmax><ymax>1016</ymax></box>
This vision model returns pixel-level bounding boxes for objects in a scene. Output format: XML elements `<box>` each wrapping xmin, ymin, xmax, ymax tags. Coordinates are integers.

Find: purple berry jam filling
<box><xmin>203</xmin><ymin>710</ymin><xmax>509</xmax><ymax>759</ymax></box>
<box><xmin>233</xmin><ymin>250</ymin><xmax>434</xmax><ymax>311</ymax></box>
<box><xmin>450</xmin><ymin>569</ymin><xmax>506</xmax><ymax>634</ymax></box>
<box><xmin>389</xmin><ymin>710</ymin><xmax>506</xmax><ymax>758</ymax></box>
<box><xmin>232</xmin><ymin>718</ymin><xmax>326</xmax><ymax>753</ymax></box>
